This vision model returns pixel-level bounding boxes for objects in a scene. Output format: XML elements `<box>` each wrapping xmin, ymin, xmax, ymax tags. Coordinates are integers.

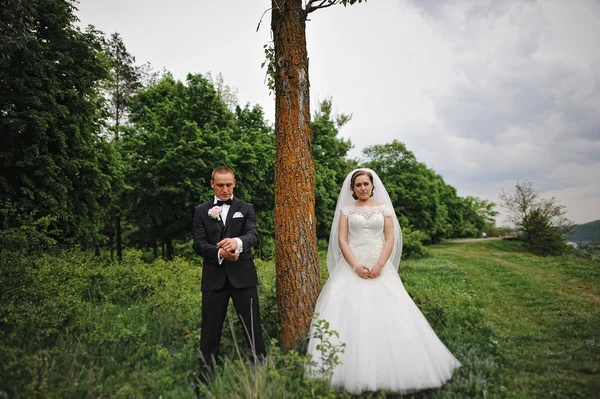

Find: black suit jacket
<box><xmin>193</xmin><ymin>197</ymin><xmax>259</xmax><ymax>291</ymax></box>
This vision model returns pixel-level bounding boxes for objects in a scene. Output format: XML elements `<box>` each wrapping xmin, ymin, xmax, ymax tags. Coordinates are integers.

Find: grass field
<box><xmin>422</xmin><ymin>240</ymin><xmax>600</xmax><ymax>398</ymax></box>
<box><xmin>1</xmin><ymin>241</ymin><xmax>598</xmax><ymax>398</ymax></box>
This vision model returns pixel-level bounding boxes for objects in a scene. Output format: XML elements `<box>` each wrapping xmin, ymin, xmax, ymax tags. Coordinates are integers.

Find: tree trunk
<box><xmin>115</xmin><ymin>214</ymin><xmax>122</xmax><ymax>261</ymax></box>
<box><xmin>153</xmin><ymin>238</ymin><xmax>158</xmax><ymax>260</ymax></box>
<box><xmin>271</xmin><ymin>0</ymin><xmax>321</xmax><ymax>351</ymax></box>
<box><xmin>165</xmin><ymin>234</ymin><xmax>174</xmax><ymax>260</ymax></box>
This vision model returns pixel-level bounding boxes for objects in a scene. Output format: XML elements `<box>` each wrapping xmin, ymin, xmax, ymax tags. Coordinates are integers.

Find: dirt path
<box><xmin>445</xmin><ymin>237</ymin><xmax>502</xmax><ymax>243</ymax></box>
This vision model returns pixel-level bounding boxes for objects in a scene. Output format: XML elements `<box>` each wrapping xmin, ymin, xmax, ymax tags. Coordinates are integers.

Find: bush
<box><xmin>0</xmin><ymin>250</ymin><xmax>203</xmax><ymax>397</ymax></box>
<box><xmin>500</xmin><ymin>180</ymin><xmax>573</xmax><ymax>256</ymax></box>
<box><xmin>256</xmin><ymin>235</ymin><xmax>276</xmax><ymax>261</ymax></box>
<box><xmin>520</xmin><ymin>208</ymin><xmax>568</xmax><ymax>256</ymax></box>
<box><xmin>0</xmin><ymin>202</ymin><xmax>59</xmax><ymax>255</ymax></box>
<box><xmin>402</xmin><ymin>227</ymin><xmax>430</xmax><ymax>259</ymax></box>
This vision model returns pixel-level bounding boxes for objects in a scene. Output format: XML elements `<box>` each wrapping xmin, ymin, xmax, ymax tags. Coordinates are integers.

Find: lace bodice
<box><xmin>341</xmin><ymin>204</ymin><xmax>394</xmax><ymax>264</ymax></box>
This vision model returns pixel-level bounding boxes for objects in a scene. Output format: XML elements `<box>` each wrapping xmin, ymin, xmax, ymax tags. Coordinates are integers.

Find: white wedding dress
<box><xmin>307</xmin><ymin>204</ymin><xmax>461</xmax><ymax>394</ymax></box>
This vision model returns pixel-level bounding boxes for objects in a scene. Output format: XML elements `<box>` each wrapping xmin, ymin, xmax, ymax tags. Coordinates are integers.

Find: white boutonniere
<box><xmin>208</xmin><ymin>206</ymin><xmax>222</xmax><ymax>221</ymax></box>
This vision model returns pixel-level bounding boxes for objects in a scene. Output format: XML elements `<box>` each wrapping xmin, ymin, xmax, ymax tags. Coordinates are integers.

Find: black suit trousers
<box><xmin>200</xmin><ymin>277</ymin><xmax>266</xmax><ymax>369</ymax></box>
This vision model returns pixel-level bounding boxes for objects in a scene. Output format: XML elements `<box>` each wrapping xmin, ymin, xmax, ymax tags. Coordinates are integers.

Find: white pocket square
<box><xmin>232</xmin><ymin>212</ymin><xmax>244</xmax><ymax>218</ymax></box>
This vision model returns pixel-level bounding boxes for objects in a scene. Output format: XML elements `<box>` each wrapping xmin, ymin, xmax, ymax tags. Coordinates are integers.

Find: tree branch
<box><xmin>306</xmin><ymin>0</ymin><xmax>339</xmax><ymax>14</ymax></box>
<box><xmin>256</xmin><ymin>7</ymin><xmax>274</xmax><ymax>32</ymax></box>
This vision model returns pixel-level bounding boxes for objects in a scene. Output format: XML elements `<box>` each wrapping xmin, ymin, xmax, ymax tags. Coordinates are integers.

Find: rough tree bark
<box><xmin>271</xmin><ymin>0</ymin><xmax>321</xmax><ymax>351</ymax></box>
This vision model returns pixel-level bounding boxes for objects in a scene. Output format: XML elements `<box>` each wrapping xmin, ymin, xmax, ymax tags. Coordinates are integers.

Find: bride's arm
<box><xmin>370</xmin><ymin>216</ymin><xmax>395</xmax><ymax>278</ymax></box>
<box><xmin>338</xmin><ymin>211</ymin><xmax>370</xmax><ymax>278</ymax></box>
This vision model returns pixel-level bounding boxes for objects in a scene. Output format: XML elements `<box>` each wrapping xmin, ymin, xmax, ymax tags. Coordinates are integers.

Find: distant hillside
<box><xmin>564</xmin><ymin>220</ymin><xmax>600</xmax><ymax>245</ymax></box>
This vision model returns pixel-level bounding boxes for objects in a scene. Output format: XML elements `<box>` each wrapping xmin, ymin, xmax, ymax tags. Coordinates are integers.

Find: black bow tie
<box><xmin>216</xmin><ymin>199</ymin><xmax>232</xmax><ymax>206</ymax></box>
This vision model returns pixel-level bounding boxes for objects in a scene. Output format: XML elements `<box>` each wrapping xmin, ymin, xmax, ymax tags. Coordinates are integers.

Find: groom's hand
<box><xmin>219</xmin><ymin>248</ymin><xmax>239</xmax><ymax>261</ymax></box>
<box><xmin>217</xmin><ymin>238</ymin><xmax>238</xmax><ymax>252</ymax></box>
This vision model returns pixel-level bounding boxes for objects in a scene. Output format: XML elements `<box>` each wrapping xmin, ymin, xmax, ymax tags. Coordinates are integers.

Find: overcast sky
<box><xmin>76</xmin><ymin>0</ymin><xmax>600</xmax><ymax>225</ymax></box>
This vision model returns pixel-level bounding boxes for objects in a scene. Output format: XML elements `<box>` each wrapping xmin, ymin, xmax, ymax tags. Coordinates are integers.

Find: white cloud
<box><xmin>76</xmin><ymin>0</ymin><xmax>600</xmax><ymax>224</ymax></box>
<box><xmin>306</xmin><ymin>0</ymin><xmax>599</xmax><ymax>223</ymax></box>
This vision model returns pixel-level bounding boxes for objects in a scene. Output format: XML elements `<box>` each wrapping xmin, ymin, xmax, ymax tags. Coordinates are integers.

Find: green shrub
<box><xmin>0</xmin><ymin>245</ymin><xmax>519</xmax><ymax>398</ymax></box>
<box><xmin>0</xmin><ymin>202</ymin><xmax>59</xmax><ymax>256</ymax></box>
<box><xmin>256</xmin><ymin>235</ymin><xmax>276</xmax><ymax>261</ymax></box>
<box><xmin>200</xmin><ymin>324</ymin><xmax>345</xmax><ymax>399</ymax></box>
<box><xmin>0</xmin><ymin>250</ymin><xmax>203</xmax><ymax>398</ymax></box>
<box><xmin>520</xmin><ymin>208</ymin><xmax>568</xmax><ymax>256</ymax></box>
<box><xmin>402</xmin><ymin>227</ymin><xmax>430</xmax><ymax>259</ymax></box>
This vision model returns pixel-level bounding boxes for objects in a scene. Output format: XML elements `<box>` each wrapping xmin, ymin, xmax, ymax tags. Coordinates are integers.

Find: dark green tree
<box><xmin>104</xmin><ymin>32</ymin><xmax>143</xmax><ymax>260</ymax></box>
<box><xmin>0</xmin><ymin>0</ymin><xmax>115</xmax><ymax>242</ymax></box>
<box><xmin>230</xmin><ymin>104</ymin><xmax>276</xmax><ymax>259</ymax></box>
<box><xmin>362</xmin><ymin>140</ymin><xmax>448</xmax><ymax>242</ymax></box>
<box><xmin>462</xmin><ymin>196</ymin><xmax>498</xmax><ymax>236</ymax></box>
<box><xmin>311</xmin><ymin>99</ymin><xmax>353</xmax><ymax>240</ymax></box>
<box><xmin>438</xmin><ymin>183</ymin><xmax>464</xmax><ymax>237</ymax></box>
<box><xmin>500</xmin><ymin>180</ymin><xmax>574</xmax><ymax>255</ymax></box>
<box><xmin>106</xmin><ymin>32</ymin><xmax>142</xmax><ymax>140</ymax></box>
<box><xmin>124</xmin><ymin>73</ymin><xmax>273</xmax><ymax>260</ymax></box>
<box><xmin>123</xmin><ymin>73</ymin><xmax>234</xmax><ymax>259</ymax></box>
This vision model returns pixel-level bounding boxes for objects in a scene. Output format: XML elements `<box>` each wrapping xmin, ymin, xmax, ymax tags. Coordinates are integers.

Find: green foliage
<box><xmin>101</xmin><ymin>31</ymin><xmax>145</xmax><ymax>260</ymax></box>
<box><xmin>207</xmin><ymin>71</ymin><xmax>239</xmax><ymax>111</ymax></box>
<box><xmin>312</xmin><ymin>99</ymin><xmax>354</xmax><ymax>240</ymax></box>
<box><xmin>202</xmin><ymin>316</ymin><xmax>346</xmax><ymax>399</ymax></box>
<box><xmin>2</xmin><ymin>242</ymin><xmax>598</xmax><ymax>397</ymax></box>
<box><xmin>123</xmin><ymin>73</ymin><xmax>235</xmax><ymax>243</ymax></box>
<box><xmin>401</xmin><ymin>226</ymin><xmax>431</xmax><ymax>260</ymax></box>
<box><xmin>454</xmin><ymin>196</ymin><xmax>498</xmax><ymax>237</ymax></box>
<box><xmin>500</xmin><ymin>180</ymin><xmax>574</xmax><ymax>256</ymax></box>
<box><xmin>261</xmin><ymin>42</ymin><xmax>276</xmax><ymax>95</ymax></box>
<box><xmin>361</xmin><ymin>140</ymin><xmax>499</xmax><ymax>246</ymax></box>
<box><xmin>0</xmin><ymin>202</ymin><xmax>59</xmax><ymax>255</ymax></box>
<box><xmin>199</xmin><ymin>337</ymin><xmax>341</xmax><ymax>399</ymax></box>
<box><xmin>232</xmin><ymin>104</ymin><xmax>276</xmax><ymax>258</ymax></box>
<box><xmin>521</xmin><ymin>208</ymin><xmax>568</xmax><ymax>256</ymax></box>
<box><xmin>120</xmin><ymin>74</ymin><xmax>275</xmax><ymax>259</ymax></box>
<box><xmin>0</xmin><ymin>250</ymin><xmax>202</xmax><ymax>397</ymax></box>
<box><xmin>363</xmin><ymin>140</ymin><xmax>449</xmax><ymax>242</ymax></box>
<box><xmin>0</xmin><ymin>0</ymin><xmax>116</xmax><ymax>243</ymax></box>
<box><xmin>306</xmin><ymin>316</ymin><xmax>346</xmax><ymax>389</ymax></box>
<box><xmin>105</xmin><ymin>32</ymin><xmax>142</xmax><ymax>139</ymax></box>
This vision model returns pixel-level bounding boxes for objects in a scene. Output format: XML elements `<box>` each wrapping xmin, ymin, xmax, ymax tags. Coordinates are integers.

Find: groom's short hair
<box><xmin>211</xmin><ymin>166</ymin><xmax>235</xmax><ymax>180</ymax></box>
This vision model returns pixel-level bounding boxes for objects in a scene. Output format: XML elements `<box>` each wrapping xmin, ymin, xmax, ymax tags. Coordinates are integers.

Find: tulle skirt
<box><xmin>306</xmin><ymin>260</ymin><xmax>461</xmax><ymax>394</ymax></box>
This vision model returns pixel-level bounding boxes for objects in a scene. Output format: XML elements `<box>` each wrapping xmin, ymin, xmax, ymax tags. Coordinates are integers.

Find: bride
<box><xmin>306</xmin><ymin>168</ymin><xmax>461</xmax><ymax>394</ymax></box>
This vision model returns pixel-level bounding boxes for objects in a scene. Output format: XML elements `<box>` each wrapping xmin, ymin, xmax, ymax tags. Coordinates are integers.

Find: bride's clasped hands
<box><xmin>354</xmin><ymin>263</ymin><xmax>382</xmax><ymax>279</ymax></box>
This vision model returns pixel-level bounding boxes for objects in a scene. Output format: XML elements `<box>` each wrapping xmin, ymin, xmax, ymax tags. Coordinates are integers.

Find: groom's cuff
<box><xmin>217</xmin><ymin>249</ymin><xmax>224</xmax><ymax>264</ymax></box>
<box><xmin>234</xmin><ymin>237</ymin><xmax>243</xmax><ymax>253</ymax></box>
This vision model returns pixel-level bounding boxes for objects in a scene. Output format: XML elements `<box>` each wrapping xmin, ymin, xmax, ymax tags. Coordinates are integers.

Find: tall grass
<box><xmin>1</xmin><ymin>240</ymin><xmax>598</xmax><ymax>398</ymax></box>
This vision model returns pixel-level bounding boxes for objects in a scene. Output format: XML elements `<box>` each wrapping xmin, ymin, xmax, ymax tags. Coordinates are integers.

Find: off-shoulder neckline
<box><xmin>349</xmin><ymin>202</ymin><xmax>385</xmax><ymax>208</ymax></box>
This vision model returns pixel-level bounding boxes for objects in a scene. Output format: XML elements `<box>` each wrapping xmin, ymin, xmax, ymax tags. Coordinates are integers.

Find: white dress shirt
<box><xmin>214</xmin><ymin>196</ymin><xmax>243</xmax><ymax>264</ymax></box>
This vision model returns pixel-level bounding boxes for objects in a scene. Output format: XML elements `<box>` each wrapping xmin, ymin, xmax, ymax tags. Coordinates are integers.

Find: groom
<box><xmin>193</xmin><ymin>166</ymin><xmax>266</xmax><ymax>377</ymax></box>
